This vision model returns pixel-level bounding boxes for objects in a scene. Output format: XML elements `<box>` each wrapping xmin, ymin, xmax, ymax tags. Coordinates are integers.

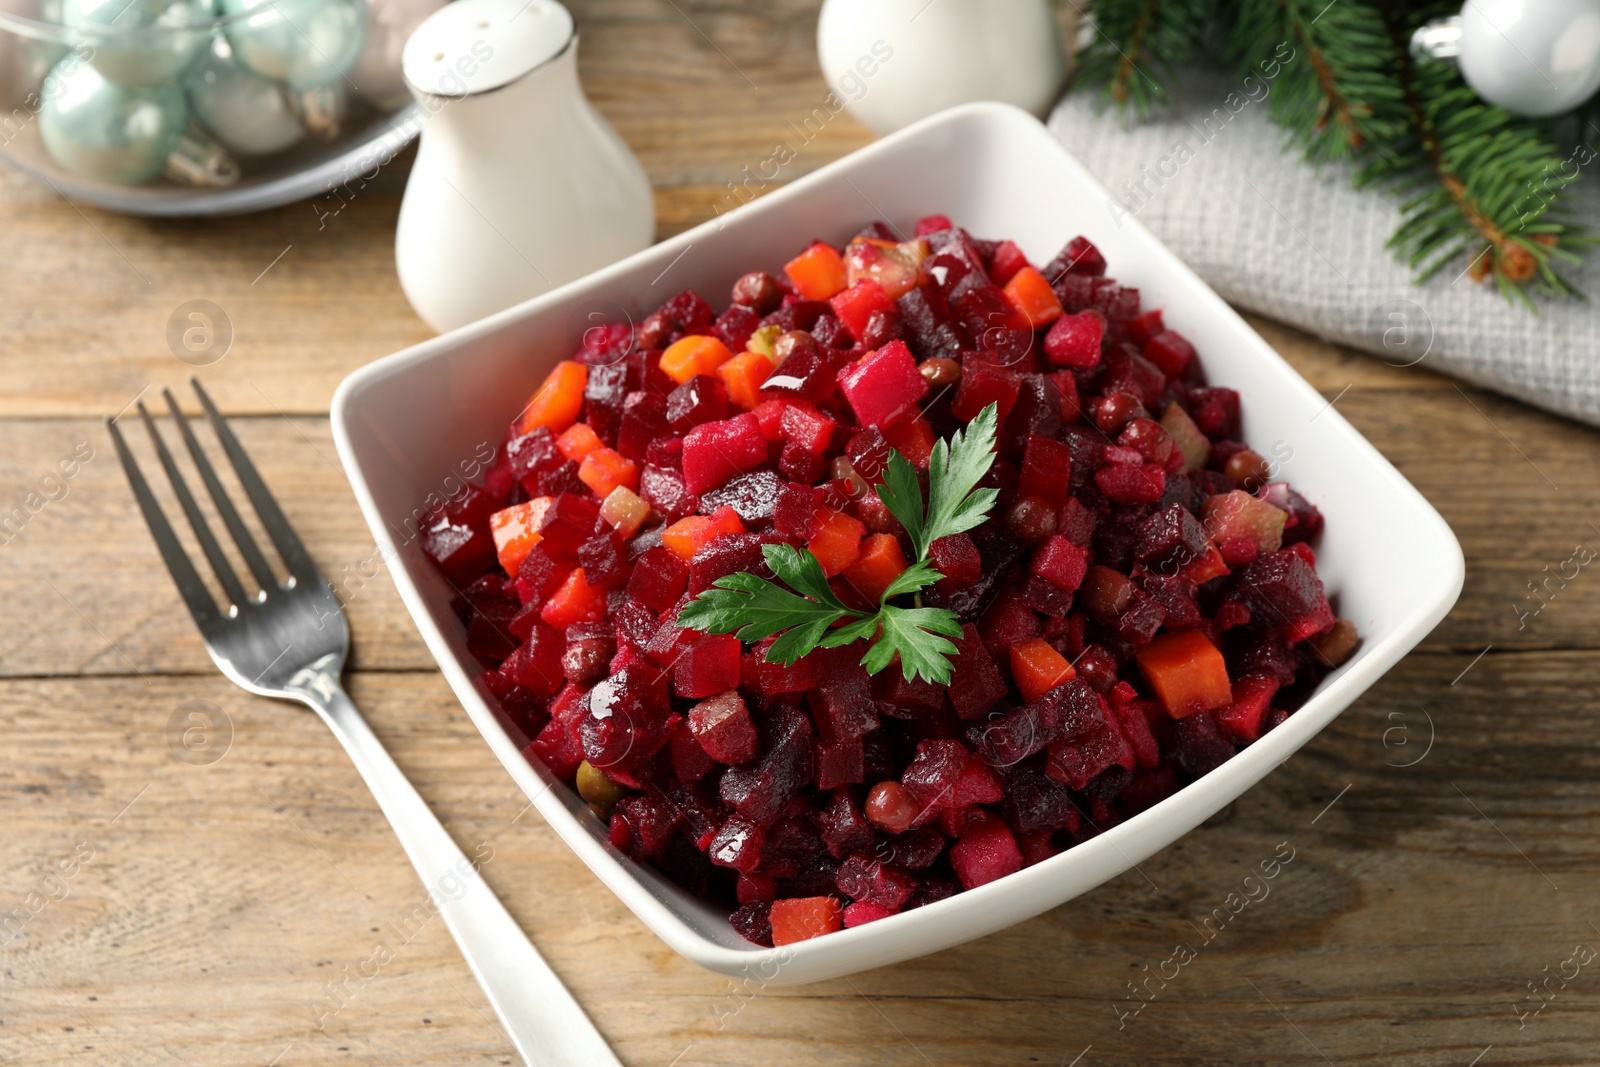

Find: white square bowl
<box><xmin>331</xmin><ymin>102</ymin><xmax>1463</xmax><ymax>986</ymax></box>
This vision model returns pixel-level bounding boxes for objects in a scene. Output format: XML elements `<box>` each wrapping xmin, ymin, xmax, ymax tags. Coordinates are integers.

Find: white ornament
<box><xmin>394</xmin><ymin>0</ymin><xmax>653</xmax><ymax>333</ymax></box>
<box><xmin>39</xmin><ymin>54</ymin><xmax>189</xmax><ymax>182</ymax></box>
<box><xmin>63</xmin><ymin>0</ymin><xmax>218</xmax><ymax>88</ymax></box>
<box><xmin>815</xmin><ymin>0</ymin><xmax>1066</xmax><ymax>135</ymax></box>
<box><xmin>1414</xmin><ymin>0</ymin><xmax>1600</xmax><ymax>117</ymax></box>
<box><xmin>219</xmin><ymin>0</ymin><xmax>367</xmax><ymax>90</ymax></box>
<box><xmin>185</xmin><ymin>36</ymin><xmax>305</xmax><ymax>155</ymax></box>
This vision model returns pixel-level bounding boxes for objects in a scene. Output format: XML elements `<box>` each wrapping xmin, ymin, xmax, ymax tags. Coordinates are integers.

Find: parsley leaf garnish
<box><xmin>676</xmin><ymin>402</ymin><xmax>999</xmax><ymax>684</ymax></box>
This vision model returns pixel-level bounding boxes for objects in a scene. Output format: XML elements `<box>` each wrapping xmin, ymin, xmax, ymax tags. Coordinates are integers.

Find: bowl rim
<box><xmin>331</xmin><ymin>101</ymin><xmax>1465</xmax><ymax>983</ymax></box>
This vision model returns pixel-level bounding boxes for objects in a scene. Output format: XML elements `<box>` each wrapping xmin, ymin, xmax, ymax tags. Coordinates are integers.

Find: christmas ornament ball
<box><xmin>62</xmin><ymin>0</ymin><xmax>218</xmax><ymax>88</ymax></box>
<box><xmin>38</xmin><ymin>55</ymin><xmax>188</xmax><ymax>183</ymax></box>
<box><xmin>1459</xmin><ymin>0</ymin><xmax>1600</xmax><ymax>117</ymax></box>
<box><xmin>219</xmin><ymin>0</ymin><xmax>367</xmax><ymax>90</ymax></box>
<box><xmin>184</xmin><ymin>36</ymin><xmax>305</xmax><ymax>155</ymax></box>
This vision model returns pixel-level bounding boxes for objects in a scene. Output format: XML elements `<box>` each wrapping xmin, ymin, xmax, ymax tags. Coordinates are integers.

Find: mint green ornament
<box><xmin>63</xmin><ymin>0</ymin><xmax>218</xmax><ymax>88</ymax></box>
<box><xmin>185</xmin><ymin>36</ymin><xmax>305</xmax><ymax>155</ymax></box>
<box><xmin>219</xmin><ymin>0</ymin><xmax>367</xmax><ymax>90</ymax></box>
<box><xmin>39</xmin><ymin>55</ymin><xmax>188</xmax><ymax>183</ymax></box>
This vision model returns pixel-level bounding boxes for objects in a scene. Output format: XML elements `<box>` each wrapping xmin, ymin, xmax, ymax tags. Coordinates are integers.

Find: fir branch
<box><xmin>1069</xmin><ymin>0</ymin><xmax>1215</xmax><ymax>113</ymax></box>
<box><xmin>1359</xmin><ymin>9</ymin><xmax>1585</xmax><ymax>302</ymax></box>
<box><xmin>1225</xmin><ymin>0</ymin><xmax>1402</xmax><ymax>160</ymax></box>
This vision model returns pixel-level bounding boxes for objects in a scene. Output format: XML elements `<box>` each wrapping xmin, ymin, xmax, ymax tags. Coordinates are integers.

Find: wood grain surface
<box><xmin>4</xmin><ymin>2</ymin><xmax>1599</xmax><ymax>1065</ymax></box>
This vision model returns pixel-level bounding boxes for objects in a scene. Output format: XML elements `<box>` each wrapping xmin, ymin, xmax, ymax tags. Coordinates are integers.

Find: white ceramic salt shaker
<box><xmin>816</xmin><ymin>0</ymin><xmax>1067</xmax><ymax>135</ymax></box>
<box><xmin>396</xmin><ymin>0</ymin><xmax>653</xmax><ymax>334</ymax></box>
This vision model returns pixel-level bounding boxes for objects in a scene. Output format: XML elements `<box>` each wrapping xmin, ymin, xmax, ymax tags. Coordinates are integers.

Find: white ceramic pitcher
<box><xmin>816</xmin><ymin>0</ymin><xmax>1067</xmax><ymax>135</ymax></box>
<box><xmin>396</xmin><ymin>0</ymin><xmax>653</xmax><ymax>334</ymax></box>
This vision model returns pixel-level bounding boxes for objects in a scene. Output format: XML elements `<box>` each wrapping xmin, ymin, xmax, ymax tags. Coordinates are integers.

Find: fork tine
<box><xmin>162</xmin><ymin>388</ymin><xmax>282</xmax><ymax>593</ymax></box>
<box><xmin>136</xmin><ymin>401</ymin><xmax>252</xmax><ymax>609</ymax></box>
<box><xmin>106</xmin><ymin>416</ymin><xmax>221</xmax><ymax>630</ymax></box>
<box><xmin>189</xmin><ymin>379</ymin><xmax>323</xmax><ymax>586</ymax></box>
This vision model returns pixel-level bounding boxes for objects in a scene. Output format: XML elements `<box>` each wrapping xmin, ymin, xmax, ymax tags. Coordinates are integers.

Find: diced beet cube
<box><xmin>505</xmin><ymin>427</ymin><xmax>562</xmax><ymax>491</ymax></box>
<box><xmin>759</xmin><ymin>298</ymin><xmax>830</xmax><ymax>333</ymax></box>
<box><xmin>761</xmin><ymin>346</ymin><xmax>836</xmax><ymax>402</ymax></box>
<box><xmin>686</xmin><ymin>689</ymin><xmax>757</xmax><ymax>763</ymax></box>
<box><xmin>928</xmin><ymin>533</ymin><xmax>982</xmax><ymax>596</ymax></box>
<box><xmin>1000</xmin><ymin>762</ymin><xmax>1077</xmax><ymax>834</ymax></box>
<box><xmin>1095</xmin><ymin>461</ymin><xmax>1167</xmax><ymax>504</ymax></box>
<box><xmin>949</xmin><ymin>624</ymin><xmax>1009</xmax><ymax>719</ymax></box>
<box><xmin>773</xmin><ymin>481</ymin><xmax>821</xmax><ymax>538</ymax></box>
<box><xmin>897</xmin><ymin>283</ymin><xmax>964</xmax><ymax>362</ymax></box>
<box><xmin>665</xmin><ymin>374</ymin><xmax>729</xmax><ymax>433</ymax></box>
<box><xmin>1143</xmin><ymin>329</ymin><xmax>1196</xmax><ymax>377</ymax></box>
<box><xmin>708</xmin><ymin>814</ymin><xmax>767</xmax><ymax>872</ymax></box>
<box><xmin>576</xmin><ymin>532</ymin><xmax>628</xmax><ymax>589</ymax></box>
<box><xmin>1018</xmin><ymin>436</ymin><xmax>1072</xmax><ymax>502</ymax></box>
<box><xmin>1092</xmin><ymin>284</ymin><xmax>1141</xmax><ymax>320</ymax></box>
<box><xmin>753</xmin><ymin>639</ymin><xmax>818</xmax><ymax>694</ymax></box>
<box><xmin>578</xmin><ymin>667</ymin><xmax>673</xmax><ymax>773</ymax></box>
<box><xmin>675</xmin><ymin>633</ymin><xmax>742</xmax><ymax>698</ymax></box>
<box><xmin>616</xmin><ymin>391</ymin><xmax>668</xmax><ymax>462</ymax></box>
<box><xmin>836</xmin><ymin>340</ymin><xmax>929</xmax><ymax>428</ymax></box>
<box><xmin>819</xmin><ymin>790</ymin><xmax>875</xmax><ymax>859</ymax></box>
<box><xmin>950</xmin><ymin>284</ymin><xmax>1017</xmax><ymax>347</ymax></box>
<box><xmin>1043</xmin><ymin>235</ymin><xmax>1106</xmax><ymax>278</ymax></box>
<box><xmin>1237</xmin><ymin>550</ymin><xmax>1336</xmax><ymax>643</ymax></box>
<box><xmin>729</xmin><ymin>900</ymin><xmax>773</xmax><ymax>946</ymax></box>
<box><xmin>1030</xmin><ymin>536</ymin><xmax>1089</xmax><ymax>594</ymax></box>
<box><xmin>626</xmin><ymin>545</ymin><xmax>688</xmax><ymax>613</ymax></box>
<box><xmin>843</xmin><ymin>901</ymin><xmax>898</xmax><ymax>928</ymax></box>
<box><xmin>779</xmin><ymin>441</ymin><xmax>827</xmax><ymax>483</ymax></box>
<box><xmin>1043</xmin><ymin>310</ymin><xmax>1105</xmax><ymax>369</ymax></box>
<box><xmin>901</xmin><ymin>739</ymin><xmax>969</xmax><ymax>811</ymax></box>
<box><xmin>1021</xmin><ymin>574</ymin><xmax>1073</xmax><ymax>617</ymax></box>
<box><xmin>779</xmin><ymin>402</ymin><xmax>835</xmax><ymax>454</ymax></box>
<box><xmin>1001</xmin><ymin>376</ymin><xmax>1062</xmax><ymax>454</ymax></box>
<box><xmin>699</xmin><ymin>470</ymin><xmax>782</xmax><ymax>524</ymax></box>
<box><xmin>465</xmin><ymin>599</ymin><xmax>520</xmax><ymax>662</ymax></box>
<box><xmin>1186</xmin><ymin>386</ymin><xmax>1241</xmax><ymax>439</ymax></box>
<box><xmin>951</xmin><ymin>359</ymin><xmax>1021</xmax><ymax>424</ymax></box>
<box><xmin>713</xmin><ymin>303</ymin><xmax>761</xmax><ymax>352</ymax></box>
<box><xmin>583</xmin><ymin>361</ymin><xmax>632</xmax><ymax>443</ymax></box>
<box><xmin>639</xmin><ymin>464</ymin><xmax>697</xmax><ymax>523</ymax></box>
<box><xmin>719</xmin><ymin>705</ymin><xmax>813</xmax><ymax>824</ymax></box>
<box><xmin>526</xmin><ymin>684</ymin><xmax>587</xmax><ymax>780</ymax></box>
<box><xmin>1168</xmin><ymin>711</ymin><xmax>1236</xmax><ymax>778</ymax></box>
<box><xmin>534</xmin><ymin>493</ymin><xmax>599</xmax><ymax>565</ymax></box>
<box><xmin>1133</xmin><ymin>504</ymin><xmax>1210</xmax><ymax>571</ymax></box>
<box><xmin>949</xmin><ymin>817</ymin><xmax>1023</xmax><ymax>890</ymax></box>
<box><xmin>670</xmin><ymin>719</ymin><xmax>718</xmax><ymax>783</ymax></box>
<box><xmin>683</xmin><ymin>413</ymin><xmax>767</xmax><ymax>494</ymax></box>
<box><xmin>422</xmin><ymin>519</ymin><xmax>495</xmax><ymax>585</ymax></box>
<box><xmin>988</xmin><ymin>239</ymin><xmax>1030</xmax><ymax>285</ymax></box>
<box><xmin>829</xmin><ymin>278</ymin><xmax>896</xmax><ymax>342</ymax></box>
<box><xmin>979</xmin><ymin>589</ymin><xmax>1041</xmax><ymax>661</ymax></box>
<box><xmin>507</xmin><ymin>622</ymin><xmax>566</xmax><ymax>696</ymax></box>
<box><xmin>808</xmin><ymin>647</ymin><xmax>879</xmax><ymax>744</ymax></box>
<box><xmin>836</xmin><ymin>852</ymin><xmax>917</xmax><ymax>909</ymax></box>
<box><xmin>815</xmin><ymin>739</ymin><xmax>865</xmax><ymax>789</ymax></box>
<box><xmin>914</xmin><ymin>214</ymin><xmax>953</xmax><ymax>236</ymax></box>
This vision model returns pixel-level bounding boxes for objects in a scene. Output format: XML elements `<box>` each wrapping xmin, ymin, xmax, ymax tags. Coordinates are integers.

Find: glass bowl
<box><xmin>0</xmin><ymin>0</ymin><xmax>445</xmax><ymax>215</ymax></box>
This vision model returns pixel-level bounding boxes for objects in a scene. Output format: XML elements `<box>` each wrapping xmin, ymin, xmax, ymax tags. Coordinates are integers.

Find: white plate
<box><xmin>331</xmin><ymin>102</ymin><xmax>1463</xmax><ymax>986</ymax></box>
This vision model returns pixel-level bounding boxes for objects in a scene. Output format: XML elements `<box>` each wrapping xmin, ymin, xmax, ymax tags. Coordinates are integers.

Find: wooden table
<box><xmin>4</xmin><ymin>3</ymin><xmax>1598</xmax><ymax>1064</ymax></box>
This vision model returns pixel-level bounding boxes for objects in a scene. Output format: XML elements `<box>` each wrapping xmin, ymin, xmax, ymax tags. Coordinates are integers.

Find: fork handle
<box><xmin>305</xmin><ymin>679</ymin><xmax>622</xmax><ymax>1067</ymax></box>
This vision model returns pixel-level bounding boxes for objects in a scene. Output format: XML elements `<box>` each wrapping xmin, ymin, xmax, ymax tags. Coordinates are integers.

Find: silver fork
<box><xmin>108</xmin><ymin>379</ymin><xmax>620</xmax><ymax>1067</ymax></box>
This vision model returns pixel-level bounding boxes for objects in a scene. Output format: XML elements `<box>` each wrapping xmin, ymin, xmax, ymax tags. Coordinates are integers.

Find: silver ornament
<box><xmin>1413</xmin><ymin>0</ymin><xmax>1600</xmax><ymax>117</ymax></box>
<box><xmin>219</xmin><ymin>0</ymin><xmax>367</xmax><ymax>90</ymax></box>
<box><xmin>347</xmin><ymin>0</ymin><xmax>443</xmax><ymax>109</ymax></box>
<box><xmin>185</xmin><ymin>35</ymin><xmax>304</xmax><ymax>155</ymax></box>
<box><xmin>62</xmin><ymin>0</ymin><xmax>218</xmax><ymax>88</ymax></box>
<box><xmin>39</xmin><ymin>53</ymin><xmax>188</xmax><ymax>182</ymax></box>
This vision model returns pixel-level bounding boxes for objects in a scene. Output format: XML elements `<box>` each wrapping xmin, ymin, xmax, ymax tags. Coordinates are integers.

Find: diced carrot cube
<box><xmin>717</xmin><ymin>350</ymin><xmax>776</xmax><ymax>410</ymax></box>
<box><xmin>555</xmin><ymin>423</ymin><xmax>602</xmax><ymax>463</ymax></box>
<box><xmin>783</xmin><ymin>242</ymin><xmax>848</xmax><ymax>300</ymax></box>
<box><xmin>882</xmin><ymin>413</ymin><xmax>937</xmax><ymax>471</ymax></box>
<box><xmin>1001</xmin><ymin>266</ymin><xmax>1064</xmax><ymax>329</ymax></box>
<box><xmin>489</xmin><ymin>497</ymin><xmax>552</xmax><ymax>575</ymax></box>
<box><xmin>843</xmin><ymin>533</ymin><xmax>909</xmax><ymax>604</ymax></box>
<box><xmin>807</xmin><ymin>507</ymin><xmax>866</xmax><ymax>578</ymax></box>
<box><xmin>660</xmin><ymin>335</ymin><xmax>734</xmax><ymax>384</ymax></box>
<box><xmin>769</xmin><ymin>896</ymin><xmax>842</xmax><ymax>946</ymax></box>
<box><xmin>578</xmin><ymin>447</ymin><xmax>639</xmax><ymax>498</ymax></box>
<box><xmin>518</xmin><ymin>361</ymin><xmax>587</xmax><ymax>435</ymax></box>
<box><xmin>540</xmin><ymin>567</ymin><xmax>608</xmax><ymax>628</ymax></box>
<box><xmin>1183</xmin><ymin>543</ymin><xmax>1231</xmax><ymax>584</ymax></box>
<box><xmin>599</xmin><ymin>486</ymin><xmax>651</xmax><ymax>539</ymax></box>
<box><xmin>1135</xmin><ymin>630</ymin><xmax>1233</xmax><ymax>718</ymax></box>
<box><xmin>661</xmin><ymin>506</ymin><xmax>747</xmax><ymax>563</ymax></box>
<box><xmin>1009</xmin><ymin>638</ymin><xmax>1077</xmax><ymax>703</ymax></box>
